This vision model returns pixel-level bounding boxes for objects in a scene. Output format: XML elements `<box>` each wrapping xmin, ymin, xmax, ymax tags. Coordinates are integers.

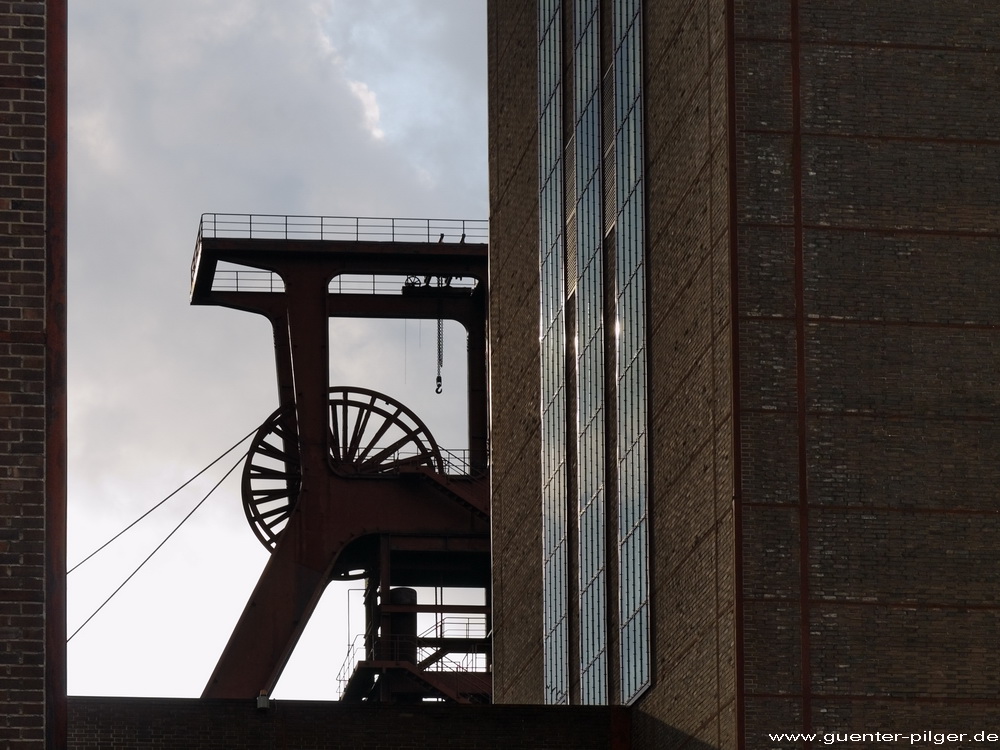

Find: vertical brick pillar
<box><xmin>486</xmin><ymin>0</ymin><xmax>545</xmax><ymax>704</ymax></box>
<box><xmin>0</xmin><ymin>1</ymin><xmax>67</xmax><ymax>747</ymax></box>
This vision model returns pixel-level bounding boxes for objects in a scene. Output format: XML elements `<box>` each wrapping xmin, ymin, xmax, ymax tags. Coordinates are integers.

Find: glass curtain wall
<box><xmin>613</xmin><ymin>0</ymin><xmax>649</xmax><ymax>704</ymax></box>
<box><xmin>538</xmin><ymin>0</ymin><xmax>570</xmax><ymax>706</ymax></box>
<box><xmin>573</xmin><ymin>0</ymin><xmax>609</xmax><ymax>706</ymax></box>
<box><xmin>538</xmin><ymin>0</ymin><xmax>647</xmax><ymax>706</ymax></box>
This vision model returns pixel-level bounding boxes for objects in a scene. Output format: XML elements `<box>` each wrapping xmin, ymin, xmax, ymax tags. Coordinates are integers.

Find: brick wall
<box><xmin>491</xmin><ymin>1</ymin><xmax>1000</xmax><ymax>748</ymax></box>
<box><xmin>487</xmin><ymin>0</ymin><xmax>738</xmax><ymax>738</ymax></box>
<box><xmin>67</xmin><ymin>698</ymin><xmax>629</xmax><ymax>750</ymax></box>
<box><xmin>486</xmin><ymin>0</ymin><xmax>545</xmax><ymax>704</ymax></box>
<box><xmin>0</xmin><ymin>1</ymin><xmax>66</xmax><ymax>747</ymax></box>
<box><xmin>633</xmin><ymin>0</ymin><xmax>736</xmax><ymax>747</ymax></box>
<box><xmin>732</xmin><ymin>0</ymin><xmax>1000</xmax><ymax>744</ymax></box>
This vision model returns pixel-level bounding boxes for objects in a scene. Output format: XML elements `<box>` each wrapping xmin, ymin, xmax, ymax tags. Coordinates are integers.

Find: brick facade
<box><xmin>67</xmin><ymin>698</ymin><xmax>629</xmax><ymax>750</ymax></box>
<box><xmin>733</xmin><ymin>1</ymin><xmax>1000</xmax><ymax>744</ymax></box>
<box><xmin>634</xmin><ymin>1</ymin><xmax>735</xmax><ymax>746</ymax></box>
<box><xmin>486</xmin><ymin>0</ymin><xmax>545</xmax><ymax>704</ymax></box>
<box><xmin>0</xmin><ymin>1</ymin><xmax>66</xmax><ymax>748</ymax></box>
<box><xmin>488</xmin><ymin>0</ymin><xmax>1000</xmax><ymax>747</ymax></box>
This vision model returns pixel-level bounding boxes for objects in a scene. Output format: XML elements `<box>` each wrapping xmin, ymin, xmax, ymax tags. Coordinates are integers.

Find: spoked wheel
<box><xmin>242</xmin><ymin>386</ymin><xmax>443</xmax><ymax>551</ymax></box>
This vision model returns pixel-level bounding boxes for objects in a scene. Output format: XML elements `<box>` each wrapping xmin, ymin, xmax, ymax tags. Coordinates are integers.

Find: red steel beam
<box><xmin>202</xmin><ymin>462</ymin><xmax>488</xmax><ymax>698</ymax></box>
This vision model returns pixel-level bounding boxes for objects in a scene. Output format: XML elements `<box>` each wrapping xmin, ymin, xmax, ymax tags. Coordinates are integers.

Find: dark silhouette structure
<box><xmin>190</xmin><ymin>215</ymin><xmax>491</xmax><ymax>703</ymax></box>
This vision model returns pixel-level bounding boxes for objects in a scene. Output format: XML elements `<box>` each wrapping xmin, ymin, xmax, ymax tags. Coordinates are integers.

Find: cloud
<box><xmin>68</xmin><ymin>0</ymin><xmax>487</xmax><ymax>698</ymax></box>
<box><xmin>320</xmin><ymin>0</ymin><xmax>488</xmax><ymax>196</ymax></box>
<box><xmin>347</xmin><ymin>79</ymin><xmax>385</xmax><ymax>140</ymax></box>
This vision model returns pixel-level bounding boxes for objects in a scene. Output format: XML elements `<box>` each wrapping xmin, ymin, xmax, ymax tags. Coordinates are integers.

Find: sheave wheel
<box><xmin>242</xmin><ymin>386</ymin><xmax>443</xmax><ymax>551</ymax></box>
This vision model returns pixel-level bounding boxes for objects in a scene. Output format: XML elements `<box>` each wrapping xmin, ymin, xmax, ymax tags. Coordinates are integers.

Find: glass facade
<box><xmin>573</xmin><ymin>0</ymin><xmax>608</xmax><ymax>706</ymax></box>
<box><xmin>538</xmin><ymin>0</ymin><xmax>647</xmax><ymax>706</ymax></box>
<box><xmin>613</xmin><ymin>0</ymin><xmax>649</xmax><ymax>704</ymax></box>
<box><xmin>538</xmin><ymin>0</ymin><xmax>570</xmax><ymax>706</ymax></box>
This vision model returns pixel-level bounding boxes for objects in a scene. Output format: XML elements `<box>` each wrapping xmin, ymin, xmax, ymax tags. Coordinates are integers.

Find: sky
<box><xmin>66</xmin><ymin>0</ymin><xmax>488</xmax><ymax>699</ymax></box>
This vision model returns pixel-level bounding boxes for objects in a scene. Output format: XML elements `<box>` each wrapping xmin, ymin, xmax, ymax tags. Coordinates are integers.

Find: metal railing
<box><xmin>335</xmin><ymin>615</ymin><xmax>490</xmax><ymax>699</ymax></box>
<box><xmin>199</xmin><ymin>213</ymin><xmax>488</xmax><ymax>243</ymax></box>
<box><xmin>325</xmin><ymin>446</ymin><xmax>478</xmax><ymax>476</ymax></box>
<box><xmin>424</xmin><ymin>614</ymin><xmax>489</xmax><ymax>641</ymax></box>
<box><xmin>210</xmin><ymin>268</ymin><xmax>284</xmax><ymax>293</ymax></box>
<box><xmin>194</xmin><ymin>214</ymin><xmax>487</xmax><ymax>294</ymax></box>
<box><xmin>207</xmin><ymin>270</ymin><xmax>479</xmax><ymax>296</ymax></box>
<box><xmin>435</xmin><ymin>448</ymin><xmax>481</xmax><ymax>477</ymax></box>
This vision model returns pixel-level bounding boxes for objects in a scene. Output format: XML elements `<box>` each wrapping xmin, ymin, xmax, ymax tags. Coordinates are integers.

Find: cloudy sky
<box><xmin>67</xmin><ymin>0</ymin><xmax>488</xmax><ymax>699</ymax></box>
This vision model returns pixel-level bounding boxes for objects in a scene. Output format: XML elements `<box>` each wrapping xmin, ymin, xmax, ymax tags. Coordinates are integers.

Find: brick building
<box><xmin>0</xmin><ymin>1</ymin><xmax>67</xmax><ymax>748</ymax></box>
<box><xmin>487</xmin><ymin>0</ymin><xmax>1000</xmax><ymax>747</ymax></box>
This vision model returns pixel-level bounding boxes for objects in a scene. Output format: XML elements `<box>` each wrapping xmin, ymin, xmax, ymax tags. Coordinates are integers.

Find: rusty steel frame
<box><xmin>192</xmin><ymin>237</ymin><xmax>489</xmax><ymax>472</ymax></box>
<box><xmin>192</xmin><ymin>234</ymin><xmax>490</xmax><ymax>700</ymax></box>
<box><xmin>241</xmin><ymin>386</ymin><xmax>447</xmax><ymax>551</ymax></box>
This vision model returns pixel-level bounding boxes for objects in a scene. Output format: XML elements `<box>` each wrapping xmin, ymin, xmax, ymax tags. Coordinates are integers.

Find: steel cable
<box><xmin>67</xmin><ymin>447</ymin><xmax>248</xmax><ymax>643</ymax></box>
<box><xmin>67</xmin><ymin>426</ymin><xmax>257</xmax><ymax>575</ymax></box>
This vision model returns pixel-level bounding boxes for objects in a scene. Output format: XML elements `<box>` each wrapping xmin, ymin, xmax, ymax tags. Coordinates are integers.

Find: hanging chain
<box><xmin>436</xmin><ymin>278</ymin><xmax>444</xmax><ymax>394</ymax></box>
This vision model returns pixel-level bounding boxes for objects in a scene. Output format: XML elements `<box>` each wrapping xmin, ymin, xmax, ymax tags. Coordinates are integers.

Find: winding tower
<box><xmin>189</xmin><ymin>214</ymin><xmax>491</xmax><ymax>704</ymax></box>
